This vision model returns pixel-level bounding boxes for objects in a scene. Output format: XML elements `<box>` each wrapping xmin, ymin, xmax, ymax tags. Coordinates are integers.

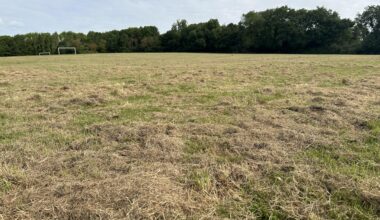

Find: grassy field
<box><xmin>0</xmin><ymin>53</ymin><xmax>379</xmax><ymax>219</ymax></box>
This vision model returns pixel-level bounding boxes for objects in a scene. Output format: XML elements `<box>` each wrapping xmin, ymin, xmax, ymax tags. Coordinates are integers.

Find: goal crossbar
<box><xmin>58</xmin><ymin>47</ymin><xmax>77</xmax><ymax>55</ymax></box>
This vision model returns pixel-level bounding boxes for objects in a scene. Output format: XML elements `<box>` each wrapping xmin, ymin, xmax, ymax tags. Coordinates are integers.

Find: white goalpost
<box><xmin>39</xmin><ymin>52</ymin><xmax>51</xmax><ymax>56</ymax></box>
<box><xmin>58</xmin><ymin>47</ymin><xmax>77</xmax><ymax>55</ymax></box>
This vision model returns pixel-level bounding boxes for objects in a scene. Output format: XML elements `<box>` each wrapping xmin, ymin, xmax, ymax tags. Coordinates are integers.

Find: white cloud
<box><xmin>0</xmin><ymin>17</ymin><xmax>24</xmax><ymax>30</ymax></box>
<box><xmin>9</xmin><ymin>20</ymin><xmax>24</xmax><ymax>27</ymax></box>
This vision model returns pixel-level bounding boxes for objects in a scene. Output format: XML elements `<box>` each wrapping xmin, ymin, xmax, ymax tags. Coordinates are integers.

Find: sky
<box><xmin>0</xmin><ymin>0</ymin><xmax>379</xmax><ymax>35</ymax></box>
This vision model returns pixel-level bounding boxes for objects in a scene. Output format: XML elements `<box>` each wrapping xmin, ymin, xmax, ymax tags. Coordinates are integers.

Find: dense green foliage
<box><xmin>356</xmin><ymin>5</ymin><xmax>380</xmax><ymax>53</ymax></box>
<box><xmin>0</xmin><ymin>6</ymin><xmax>379</xmax><ymax>56</ymax></box>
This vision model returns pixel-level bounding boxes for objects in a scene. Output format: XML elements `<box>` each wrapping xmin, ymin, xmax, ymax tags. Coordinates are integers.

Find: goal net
<box><xmin>58</xmin><ymin>47</ymin><xmax>77</xmax><ymax>55</ymax></box>
<box><xmin>39</xmin><ymin>52</ymin><xmax>51</xmax><ymax>56</ymax></box>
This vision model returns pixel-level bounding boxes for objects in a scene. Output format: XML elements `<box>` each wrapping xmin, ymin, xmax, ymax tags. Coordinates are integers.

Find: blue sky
<box><xmin>0</xmin><ymin>0</ymin><xmax>378</xmax><ymax>35</ymax></box>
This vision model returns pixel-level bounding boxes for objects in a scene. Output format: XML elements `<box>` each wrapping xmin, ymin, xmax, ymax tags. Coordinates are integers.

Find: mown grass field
<box><xmin>0</xmin><ymin>53</ymin><xmax>379</xmax><ymax>219</ymax></box>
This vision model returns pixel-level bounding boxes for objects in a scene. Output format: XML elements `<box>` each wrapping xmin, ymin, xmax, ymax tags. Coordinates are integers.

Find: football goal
<box><xmin>39</xmin><ymin>52</ymin><xmax>51</xmax><ymax>56</ymax></box>
<box><xmin>58</xmin><ymin>47</ymin><xmax>77</xmax><ymax>55</ymax></box>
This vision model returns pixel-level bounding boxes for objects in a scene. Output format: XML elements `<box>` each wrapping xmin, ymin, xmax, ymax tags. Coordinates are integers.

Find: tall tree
<box><xmin>356</xmin><ymin>5</ymin><xmax>380</xmax><ymax>53</ymax></box>
<box><xmin>0</xmin><ymin>5</ymin><xmax>378</xmax><ymax>56</ymax></box>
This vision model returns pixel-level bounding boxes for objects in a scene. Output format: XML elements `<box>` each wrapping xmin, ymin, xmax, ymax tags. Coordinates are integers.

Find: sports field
<box><xmin>0</xmin><ymin>54</ymin><xmax>379</xmax><ymax>219</ymax></box>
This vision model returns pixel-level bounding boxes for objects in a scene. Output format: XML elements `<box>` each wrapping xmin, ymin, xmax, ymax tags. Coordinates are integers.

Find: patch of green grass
<box><xmin>367</xmin><ymin>120</ymin><xmax>380</xmax><ymax>136</ymax></box>
<box><xmin>216</xmin><ymin>154</ymin><xmax>244</xmax><ymax>164</ymax></box>
<box><xmin>216</xmin><ymin>203</ymin><xmax>233</xmax><ymax>218</ymax></box>
<box><xmin>328</xmin><ymin>188</ymin><xmax>379</xmax><ymax>220</ymax></box>
<box><xmin>304</xmin><ymin>141</ymin><xmax>379</xmax><ymax>219</ymax></box>
<box><xmin>305</xmin><ymin>120</ymin><xmax>380</xmax><ymax>179</ymax></box>
<box><xmin>35</xmin><ymin>132</ymin><xmax>76</xmax><ymax>149</ymax></box>
<box><xmin>194</xmin><ymin>94</ymin><xmax>218</xmax><ymax>104</ymax></box>
<box><xmin>306</xmin><ymin>144</ymin><xmax>379</xmax><ymax>178</ymax></box>
<box><xmin>126</xmin><ymin>95</ymin><xmax>152</xmax><ymax>103</ymax></box>
<box><xmin>216</xmin><ymin>200</ymin><xmax>247</xmax><ymax>219</ymax></box>
<box><xmin>188</xmin><ymin>170</ymin><xmax>212</xmax><ymax>192</ymax></box>
<box><xmin>0</xmin><ymin>130</ymin><xmax>25</xmax><ymax>143</ymax></box>
<box><xmin>258</xmin><ymin>73</ymin><xmax>290</xmax><ymax>86</ymax></box>
<box><xmin>266</xmin><ymin>169</ymin><xmax>294</xmax><ymax>186</ymax></box>
<box><xmin>0</xmin><ymin>112</ymin><xmax>8</xmax><ymax>126</ymax></box>
<box><xmin>73</xmin><ymin>112</ymin><xmax>105</xmax><ymax>127</ymax></box>
<box><xmin>177</xmin><ymin>84</ymin><xmax>196</xmax><ymax>93</ymax></box>
<box><xmin>302</xmin><ymin>125</ymin><xmax>380</xmax><ymax>219</ymax></box>
<box><xmin>0</xmin><ymin>113</ymin><xmax>32</xmax><ymax>143</ymax></box>
<box><xmin>0</xmin><ymin>178</ymin><xmax>12</xmax><ymax>194</ymax></box>
<box><xmin>184</xmin><ymin>138</ymin><xmax>209</xmax><ymax>154</ymax></box>
<box><xmin>120</xmin><ymin>106</ymin><xmax>162</xmax><ymax>122</ymax></box>
<box><xmin>248</xmin><ymin>190</ymin><xmax>290</xmax><ymax>220</ymax></box>
<box><xmin>153</xmin><ymin>83</ymin><xmax>197</xmax><ymax>96</ymax></box>
<box><xmin>318</xmin><ymin>78</ymin><xmax>351</xmax><ymax>88</ymax></box>
<box><xmin>255</xmin><ymin>91</ymin><xmax>284</xmax><ymax>104</ymax></box>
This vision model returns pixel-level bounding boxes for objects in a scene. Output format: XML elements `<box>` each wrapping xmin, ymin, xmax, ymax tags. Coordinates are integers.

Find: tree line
<box><xmin>0</xmin><ymin>5</ymin><xmax>379</xmax><ymax>56</ymax></box>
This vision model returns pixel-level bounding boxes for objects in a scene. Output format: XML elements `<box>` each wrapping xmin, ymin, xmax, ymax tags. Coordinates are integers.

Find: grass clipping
<box><xmin>0</xmin><ymin>54</ymin><xmax>379</xmax><ymax>219</ymax></box>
